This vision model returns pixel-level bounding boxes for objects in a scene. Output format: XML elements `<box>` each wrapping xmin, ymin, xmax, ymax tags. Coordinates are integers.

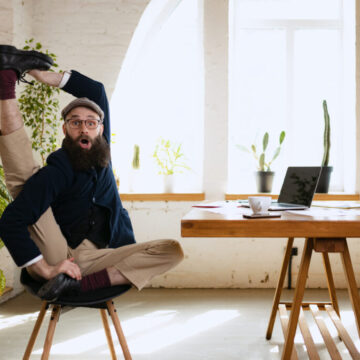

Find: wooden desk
<box><xmin>181</xmin><ymin>207</ymin><xmax>360</xmax><ymax>359</ymax></box>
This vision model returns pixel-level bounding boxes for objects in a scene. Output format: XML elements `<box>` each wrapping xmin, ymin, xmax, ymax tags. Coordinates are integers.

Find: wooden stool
<box><xmin>266</xmin><ymin>237</ymin><xmax>360</xmax><ymax>359</ymax></box>
<box><xmin>20</xmin><ymin>269</ymin><xmax>132</xmax><ymax>360</ymax></box>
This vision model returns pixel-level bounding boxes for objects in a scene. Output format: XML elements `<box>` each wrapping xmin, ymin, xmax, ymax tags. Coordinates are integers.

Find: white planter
<box><xmin>163</xmin><ymin>174</ymin><xmax>174</xmax><ymax>193</ymax></box>
<box><xmin>129</xmin><ymin>168</ymin><xmax>141</xmax><ymax>192</ymax></box>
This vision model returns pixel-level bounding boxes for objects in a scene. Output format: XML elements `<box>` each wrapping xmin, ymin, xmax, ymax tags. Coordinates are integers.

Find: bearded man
<box><xmin>0</xmin><ymin>45</ymin><xmax>183</xmax><ymax>300</ymax></box>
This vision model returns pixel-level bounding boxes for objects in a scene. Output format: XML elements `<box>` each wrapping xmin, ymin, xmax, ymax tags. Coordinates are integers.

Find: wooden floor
<box><xmin>0</xmin><ymin>288</ymin><xmax>359</xmax><ymax>359</ymax></box>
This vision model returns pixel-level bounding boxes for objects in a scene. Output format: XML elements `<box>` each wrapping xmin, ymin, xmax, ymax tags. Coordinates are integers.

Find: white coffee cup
<box><xmin>248</xmin><ymin>196</ymin><xmax>272</xmax><ymax>214</ymax></box>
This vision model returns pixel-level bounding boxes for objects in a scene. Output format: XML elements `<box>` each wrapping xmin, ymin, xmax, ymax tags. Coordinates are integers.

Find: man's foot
<box><xmin>0</xmin><ymin>45</ymin><xmax>53</xmax><ymax>79</ymax></box>
<box><xmin>37</xmin><ymin>273</ymin><xmax>81</xmax><ymax>301</ymax></box>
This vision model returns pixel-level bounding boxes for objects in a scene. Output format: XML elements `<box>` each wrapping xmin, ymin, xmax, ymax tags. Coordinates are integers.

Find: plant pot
<box><xmin>129</xmin><ymin>168</ymin><xmax>141</xmax><ymax>192</ymax></box>
<box><xmin>255</xmin><ymin>171</ymin><xmax>274</xmax><ymax>193</ymax></box>
<box><xmin>164</xmin><ymin>174</ymin><xmax>174</xmax><ymax>193</ymax></box>
<box><xmin>315</xmin><ymin>166</ymin><xmax>333</xmax><ymax>193</ymax></box>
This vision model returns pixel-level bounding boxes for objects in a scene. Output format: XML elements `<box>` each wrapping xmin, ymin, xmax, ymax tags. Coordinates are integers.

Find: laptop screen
<box><xmin>277</xmin><ymin>167</ymin><xmax>322</xmax><ymax>207</ymax></box>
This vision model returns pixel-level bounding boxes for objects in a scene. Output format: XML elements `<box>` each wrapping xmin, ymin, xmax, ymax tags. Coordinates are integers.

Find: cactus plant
<box><xmin>238</xmin><ymin>131</ymin><xmax>286</xmax><ymax>171</ymax></box>
<box><xmin>321</xmin><ymin>100</ymin><xmax>331</xmax><ymax>166</ymax></box>
<box><xmin>132</xmin><ymin>144</ymin><xmax>140</xmax><ymax>170</ymax></box>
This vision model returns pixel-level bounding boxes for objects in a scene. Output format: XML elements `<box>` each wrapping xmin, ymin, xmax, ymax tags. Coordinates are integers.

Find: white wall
<box><xmin>1</xmin><ymin>0</ymin><xmax>360</xmax><ymax>303</ymax></box>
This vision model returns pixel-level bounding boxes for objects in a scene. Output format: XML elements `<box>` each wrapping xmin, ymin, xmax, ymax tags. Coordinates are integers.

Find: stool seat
<box><xmin>21</xmin><ymin>269</ymin><xmax>132</xmax><ymax>360</ymax></box>
<box><xmin>21</xmin><ymin>268</ymin><xmax>131</xmax><ymax>308</ymax></box>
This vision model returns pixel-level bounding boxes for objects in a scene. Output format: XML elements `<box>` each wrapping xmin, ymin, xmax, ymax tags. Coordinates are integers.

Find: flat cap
<box><xmin>61</xmin><ymin>97</ymin><xmax>104</xmax><ymax>121</ymax></box>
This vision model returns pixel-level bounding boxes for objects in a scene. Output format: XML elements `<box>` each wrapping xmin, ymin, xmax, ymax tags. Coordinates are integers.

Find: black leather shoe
<box><xmin>37</xmin><ymin>273</ymin><xmax>81</xmax><ymax>301</ymax></box>
<box><xmin>0</xmin><ymin>45</ymin><xmax>53</xmax><ymax>79</ymax></box>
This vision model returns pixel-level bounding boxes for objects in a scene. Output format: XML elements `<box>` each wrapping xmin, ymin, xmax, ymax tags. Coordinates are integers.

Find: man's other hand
<box><xmin>28</xmin><ymin>257</ymin><xmax>82</xmax><ymax>281</ymax></box>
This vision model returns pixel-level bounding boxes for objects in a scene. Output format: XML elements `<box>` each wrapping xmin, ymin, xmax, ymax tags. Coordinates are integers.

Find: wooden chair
<box><xmin>20</xmin><ymin>269</ymin><xmax>132</xmax><ymax>360</ymax></box>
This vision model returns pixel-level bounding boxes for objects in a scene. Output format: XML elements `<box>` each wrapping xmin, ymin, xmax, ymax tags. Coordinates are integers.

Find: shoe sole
<box><xmin>0</xmin><ymin>45</ymin><xmax>54</xmax><ymax>66</ymax></box>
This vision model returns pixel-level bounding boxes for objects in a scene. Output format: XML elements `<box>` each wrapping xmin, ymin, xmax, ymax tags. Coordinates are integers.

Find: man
<box><xmin>0</xmin><ymin>45</ymin><xmax>184</xmax><ymax>300</ymax></box>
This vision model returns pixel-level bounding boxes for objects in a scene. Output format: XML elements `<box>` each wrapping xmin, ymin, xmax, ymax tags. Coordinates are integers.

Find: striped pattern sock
<box><xmin>0</xmin><ymin>69</ymin><xmax>17</xmax><ymax>100</ymax></box>
<box><xmin>80</xmin><ymin>268</ymin><xmax>111</xmax><ymax>292</ymax></box>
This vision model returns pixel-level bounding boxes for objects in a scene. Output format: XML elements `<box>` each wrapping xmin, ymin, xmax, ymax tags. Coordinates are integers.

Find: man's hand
<box><xmin>29</xmin><ymin>257</ymin><xmax>82</xmax><ymax>281</ymax></box>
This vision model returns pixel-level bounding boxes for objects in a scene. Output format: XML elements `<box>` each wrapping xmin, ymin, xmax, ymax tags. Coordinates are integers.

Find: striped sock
<box><xmin>80</xmin><ymin>268</ymin><xmax>111</xmax><ymax>292</ymax></box>
<box><xmin>0</xmin><ymin>69</ymin><xmax>17</xmax><ymax>100</ymax></box>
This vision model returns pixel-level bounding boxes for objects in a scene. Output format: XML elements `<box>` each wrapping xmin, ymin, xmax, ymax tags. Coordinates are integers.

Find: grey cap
<box><xmin>61</xmin><ymin>97</ymin><xmax>104</xmax><ymax>121</ymax></box>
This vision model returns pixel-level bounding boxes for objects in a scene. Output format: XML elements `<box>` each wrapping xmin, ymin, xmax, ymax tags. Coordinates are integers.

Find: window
<box><xmin>228</xmin><ymin>0</ymin><xmax>355</xmax><ymax>193</ymax></box>
<box><xmin>110</xmin><ymin>0</ymin><xmax>203</xmax><ymax>193</ymax></box>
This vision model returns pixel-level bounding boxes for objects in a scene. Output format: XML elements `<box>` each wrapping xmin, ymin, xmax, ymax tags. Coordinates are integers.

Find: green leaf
<box><xmin>279</xmin><ymin>131</ymin><xmax>286</xmax><ymax>144</ymax></box>
<box><xmin>259</xmin><ymin>153</ymin><xmax>265</xmax><ymax>171</ymax></box>
<box><xmin>270</xmin><ymin>147</ymin><xmax>281</xmax><ymax>164</ymax></box>
<box><xmin>0</xmin><ymin>270</ymin><xmax>6</xmax><ymax>295</ymax></box>
<box><xmin>236</xmin><ymin>144</ymin><xmax>250</xmax><ymax>153</ymax></box>
<box><xmin>262</xmin><ymin>132</ymin><xmax>269</xmax><ymax>152</ymax></box>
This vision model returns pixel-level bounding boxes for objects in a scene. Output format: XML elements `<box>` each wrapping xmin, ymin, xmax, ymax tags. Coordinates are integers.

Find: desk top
<box><xmin>181</xmin><ymin>206</ymin><xmax>360</xmax><ymax>238</ymax></box>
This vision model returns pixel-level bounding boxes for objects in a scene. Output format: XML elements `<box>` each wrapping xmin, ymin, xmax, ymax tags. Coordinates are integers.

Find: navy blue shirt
<box><xmin>0</xmin><ymin>71</ymin><xmax>135</xmax><ymax>267</ymax></box>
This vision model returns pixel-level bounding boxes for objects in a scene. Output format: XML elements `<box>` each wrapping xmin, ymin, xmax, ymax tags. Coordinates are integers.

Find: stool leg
<box><xmin>266</xmin><ymin>237</ymin><xmax>294</xmax><ymax>339</ymax></box>
<box><xmin>100</xmin><ymin>309</ymin><xmax>117</xmax><ymax>360</ymax></box>
<box><xmin>41</xmin><ymin>305</ymin><xmax>61</xmax><ymax>360</ymax></box>
<box><xmin>322</xmin><ymin>252</ymin><xmax>340</xmax><ymax>317</ymax></box>
<box><xmin>23</xmin><ymin>301</ymin><xmax>48</xmax><ymax>360</ymax></box>
<box><xmin>106</xmin><ymin>300</ymin><xmax>132</xmax><ymax>360</ymax></box>
<box><xmin>341</xmin><ymin>240</ymin><xmax>360</xmax><ymax>337</ymax></box>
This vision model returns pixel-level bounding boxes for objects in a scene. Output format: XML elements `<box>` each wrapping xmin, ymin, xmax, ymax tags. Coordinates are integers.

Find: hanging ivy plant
<box><xmin>0</xmin><ymin>165</ymin><xmax>12</xmax><ymax>295</ymax></box>
<box><xmin>18</xmin><ymin>39</ymin><xmax>61</xmax><ymax>166</ymax></box>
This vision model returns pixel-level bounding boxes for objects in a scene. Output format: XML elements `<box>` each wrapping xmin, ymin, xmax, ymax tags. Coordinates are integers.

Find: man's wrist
<box><xmin>58</xmin><ymin>71</ymin><xmax>71</xmax><ymax>88</ymax></box>
<box><xmin>28</xmin><ymin>258</ymin><xmax>52</xmax><ymax>280</ymax></box>
<box><xmin>22</xmin><ymin>254</ymin><xmax>43</xmax><ymax>268</ymax></box>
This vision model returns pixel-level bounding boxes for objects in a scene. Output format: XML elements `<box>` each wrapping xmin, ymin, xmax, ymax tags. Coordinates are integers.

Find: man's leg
<box><xmin>70</xmin><ymin>238</ymin><xmax>184</xmax><ymax>290</ymax></box>
<box><xmin>0</xmin><ymin>69</ymin><xmax>68</xmax><ymax>269</ymax></box>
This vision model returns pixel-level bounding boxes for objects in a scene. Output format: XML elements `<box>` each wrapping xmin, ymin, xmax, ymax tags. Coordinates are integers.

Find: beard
<box><xmin>62</xmin><ymin>134</ymin><xmax>111</xmax><ymax>172</ymax></box>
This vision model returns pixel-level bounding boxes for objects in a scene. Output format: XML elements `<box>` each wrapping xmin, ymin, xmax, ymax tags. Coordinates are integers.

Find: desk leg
<box><xmin>322</xmin><ymin>252</ymin><xmax>340</xmax><ymax>317</ymax></box>
<box><xmin>281</xmin><ymin>238</ymin><xmax>313</xmax><ymax>360</ymax></box>
<box><xmin>341</xmin><ymin>240</ymin><xmax>360</xmax><ymax>337</ymax></box>
<box><xmin>266</xmin><ymin>237</ymin><xmax>294</xmax><ymax>340</ymax></box>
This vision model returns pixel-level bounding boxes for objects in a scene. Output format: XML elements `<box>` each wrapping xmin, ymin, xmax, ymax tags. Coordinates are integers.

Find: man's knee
<box><xmin>148</xmin><ymin>239</ymin><xmax>184</xmax><ymax>264</ymax></box>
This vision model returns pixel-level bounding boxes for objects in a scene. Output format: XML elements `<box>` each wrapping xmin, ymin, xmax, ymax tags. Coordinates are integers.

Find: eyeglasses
<box><xmin>66</xmin><ymin>119</ymin><xmax>102</xmax><ymax>130</ymax></box>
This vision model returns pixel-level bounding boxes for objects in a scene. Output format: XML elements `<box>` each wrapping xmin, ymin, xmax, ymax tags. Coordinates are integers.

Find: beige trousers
<box><xmin>0</xmin><ymin>127</ymin><xmax>184</xmax><ymax>289</ymax></box>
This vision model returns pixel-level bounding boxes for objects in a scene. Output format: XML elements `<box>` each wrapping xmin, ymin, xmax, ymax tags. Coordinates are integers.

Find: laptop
<box><xmin>242</xmin><ymin>166</ymin><xmax>322</xmax><ymax>211</ymax></box>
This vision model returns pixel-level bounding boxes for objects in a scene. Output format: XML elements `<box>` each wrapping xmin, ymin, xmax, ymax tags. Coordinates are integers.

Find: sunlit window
<box><xmin>228</xmin><ymin>0</ymin><xmax>355</xmax><ymax>193</ymax></box>
<box><xmin>110</xmin><ymin>0</ymin><xmax>203</xmax><ymax>193</ymax></box>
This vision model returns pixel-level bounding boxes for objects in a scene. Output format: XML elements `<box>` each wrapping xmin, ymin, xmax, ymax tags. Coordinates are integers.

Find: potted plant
<box><xmin>238</xmin><ymin>131</ymin><xmax>286</xmax><ymax>193</ymax></box>
<box><xmin>316</xmin><ymin>100</ymin><xmax>332</xmax><ymax>193</ymax></box>
<box><xmin>153</xmin><ymin>138</ymin><xmax>190</xmax><ymax>193</ymax></box>
<box><xmin>129</xmin><ymin>144</ymin><xmax>140</xmax><ymax>192</ymax></box>
<box><xmin>0</xmin><ymin>165</ymin><xmax>12</xmax><ymax>295</ymax></box>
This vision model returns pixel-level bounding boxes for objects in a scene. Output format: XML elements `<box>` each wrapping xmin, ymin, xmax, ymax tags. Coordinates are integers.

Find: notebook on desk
<box><xmin>242</xmin><ymin>166</ymin><xmax>322</xmax><ymax>211</ymax></box>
